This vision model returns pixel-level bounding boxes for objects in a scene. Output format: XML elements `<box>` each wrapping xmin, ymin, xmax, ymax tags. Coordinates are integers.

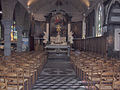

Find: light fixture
<box><xmin>27</xmin><ymin>0</ymin><xmax>38</xmax><ymax>7</ymax></box>
<box><xmin>81</xmin><ymin>0</ymin><xmax>90</xmax><ymax>7</ymax></box>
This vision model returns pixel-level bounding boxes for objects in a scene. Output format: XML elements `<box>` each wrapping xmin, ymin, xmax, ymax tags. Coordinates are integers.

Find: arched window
<box><xmin>0</xmin><ymin>24</ymin><xmax>1</xmax><ymax>40</ymax></box>
<box><xmin>96</xmin><ymin>4</ymin><xmax>103</xmax><ymax>37</ymax></box>
<box><xmin>11</xmin><ymin>21</ymin><xmax>17</xmax><ymax>41</ymax></box>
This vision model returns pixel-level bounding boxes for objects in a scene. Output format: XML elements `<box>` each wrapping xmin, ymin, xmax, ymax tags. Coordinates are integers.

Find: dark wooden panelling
<box><xmin>85</xmin><ymin>10</ymin><xmax>95</xmax><ymax>37</ymax></box>
<box><xmin>73</xmin><ymin>36</ymin><xmax>107</xmax><ymax>56</ymax></box>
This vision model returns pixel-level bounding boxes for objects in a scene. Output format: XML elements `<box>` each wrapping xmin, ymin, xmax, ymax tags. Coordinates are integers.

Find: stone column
<box><xmin>2</xmin><ymin>20</ymin><xmax>13</xmax><ymax>56</ymax></box>
<box><xmin>16</xmin><ymin>25</ymin><xmax>23</xmax><ymax>52</ymax></box>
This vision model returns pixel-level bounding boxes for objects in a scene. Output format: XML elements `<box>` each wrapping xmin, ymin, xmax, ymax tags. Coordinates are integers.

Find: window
<box><xmin>0</xmin><ymin>24</ymin><xmax>1</xmax><ymax>40</ymax></box>
<box><xmin>96</xmin><ymin>4</ymin><xmax>103</xmax><ymax>37</ymax></box>
<box><xmin>11</xmin><ymin>21</ymin><xmax>17</xmax><ymax>41</ymax></box>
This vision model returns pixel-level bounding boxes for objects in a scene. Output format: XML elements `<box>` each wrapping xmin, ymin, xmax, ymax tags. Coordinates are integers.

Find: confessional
<box><xmin>43</xmin><ymin>10</ymin><xmax>73</xmax><ymax>57</ymax></box>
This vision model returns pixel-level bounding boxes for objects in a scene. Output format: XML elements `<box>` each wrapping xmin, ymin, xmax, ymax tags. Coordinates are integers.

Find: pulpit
<box><xmin>43</xmin><ymin>10</ymin><xmax>73</xmax><ymax>57</ymax></box>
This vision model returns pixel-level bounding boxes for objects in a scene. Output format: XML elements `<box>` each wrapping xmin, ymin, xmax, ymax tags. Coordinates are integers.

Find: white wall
<box><xmin>114</xmin><ymin>28</ymin><xmax>120</xmax><ymax>51</ymax></box>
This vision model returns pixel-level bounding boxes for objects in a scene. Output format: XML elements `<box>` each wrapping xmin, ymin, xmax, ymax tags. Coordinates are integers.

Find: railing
<box><xmin>73</xmin><ymin>36</ymin><xmax>107</xmax><ymax>56</ymax></box>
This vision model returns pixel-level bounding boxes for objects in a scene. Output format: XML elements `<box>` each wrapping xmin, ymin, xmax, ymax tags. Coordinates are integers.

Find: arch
<box><xmin>13</xmin><ymin>2</ymin><xmax>28</xmax><ymax>52</ymax></box>
<box><xmin>1</xmin><ymin>0</ymin><xmax>17</xmax><ymax>20</ymax></box>
<box><xmin>14</xmin><ymin>2</ymin><xmax>27</xmax><ymax>26</ymax></box>
<box><xmin>12</xmin><ymin>2</ymin><xmax>27</xmax><ymax>41</ymax></box>
<box><xmin>107</xmin><ymin>1</ymin><xmax>120</xmax><ymax>24</ymax></box>
<box><xmin>106</xmin><ymin>0</ymin><xmax>120</xmax><ymax>24</ymax></box>
<box><xmin>23</xmin><ymin>12</ymin><xmax>31</xmax><ymax>37</ymax></box>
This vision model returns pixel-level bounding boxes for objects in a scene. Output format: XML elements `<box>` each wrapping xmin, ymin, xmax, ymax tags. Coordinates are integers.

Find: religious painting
<box><xmin>71</xmin><ymin>21</ymin><xmax>82</xmax><ymax>38</ymax></box>
<box><xmin>50</xmin><ymin>13</ymin><xmax>67</xmax><ymax>37</ymax></box>
<box><xmin>35</xmin><ymin>21</ymin><xmax>46</xmax><ymax>38</ymax></box>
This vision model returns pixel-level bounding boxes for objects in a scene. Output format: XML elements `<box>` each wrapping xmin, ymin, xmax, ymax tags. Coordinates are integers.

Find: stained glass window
<box><xmin>0</xmin><ymin>24</ymin><xmax>1</xmax><ymax>40</ymax></box>
<box><xmin>11</xmin><ymin>21</ymin><xmax>17</xmax><ymax>41</ymax></box>
<box><xmin>96</xmin><ymin>5</ymin><xmax>103</xmax><ymax>37</ymax></box>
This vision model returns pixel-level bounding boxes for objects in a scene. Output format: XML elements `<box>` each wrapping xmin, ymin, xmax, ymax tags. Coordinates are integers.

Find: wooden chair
<box><xmin>5</xmin><ymin>72</ymin><xmax>24</xmax><ymax>90</ymax></box>
<box><xmin>95</xmin><ymin>67</ymin><xmax>114</xmax><ymax>90</ymax></box>
<box><xmin>19</xmin><ymin>63</ymin><xmax>34</xmax><ymax>90</ymax></box>
<box><xmin>113</xmin><ymin>65</ymin><xmax>120</xmax><ymax>90</ymax></box>
<box><xmin>0</xmin><ymin>65</ymin><xmax>8</xmax><ymax>83</ymax></box>
<box><xmin>13</xmin><ymin>67</ymin><xmax>28</xmax><ymax>90</ymax></box>
<box><xmin>0</xmin><ymin>81</ymin><xmax>8</xmax><ymax>90</ymax></box>
<box><xmin>88</xmin><ymin>64</ymin><xmax>102</xmax><ymax>90</ymax></box>
<box><xmin>26</xmin><ymin>60</ymin><xmax>38</xmax><ymax>84</ymax></box>
<box><xmin>4</xmin><ymin>63</ymin><xmax>28</xmax><ymax>90</ymax></box>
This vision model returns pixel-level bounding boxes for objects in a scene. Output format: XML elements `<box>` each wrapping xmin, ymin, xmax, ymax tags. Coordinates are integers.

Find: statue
<box><xmin>43</xmin><ymin>32</ymin><xmax>48</xmax><ymax>43</ymax></box>
<box><xmin>56</xmin><ymin>25</ymin><xmax>61</xmax><ymax>34</ymax></box>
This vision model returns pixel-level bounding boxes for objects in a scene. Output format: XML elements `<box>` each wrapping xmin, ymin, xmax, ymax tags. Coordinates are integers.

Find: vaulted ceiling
<box><xmin>18</xmin><ymin>0</ymin><xmax>102</xmax><ymax>22</ymax></box>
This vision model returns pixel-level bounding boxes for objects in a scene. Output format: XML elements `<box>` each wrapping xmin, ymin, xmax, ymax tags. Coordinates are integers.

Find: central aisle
<box><xmin>32</xmin><ymin>59</ymin><xmax>87</xmax><ymax>90</ymax></box>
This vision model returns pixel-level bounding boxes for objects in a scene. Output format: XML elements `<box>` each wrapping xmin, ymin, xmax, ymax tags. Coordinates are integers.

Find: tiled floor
<box><xmin>32</xmin><ymin>59</ymin><xmax>87</xmax><ymax>90</ymax></box>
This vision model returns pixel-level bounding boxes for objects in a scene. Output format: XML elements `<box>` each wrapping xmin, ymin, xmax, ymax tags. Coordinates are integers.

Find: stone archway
<box><xmin>14</xmin><ymin>2</ymin><xmax>27</xmax><ymax>52</ymax></box>
<box><xmin>23</xmin><ymin>12</ymin><xmax>31</xmax><ymax>51</ymax></box>
<box><xmin>107</xmin><ymin>1</ymin><xmax>120</xmax><ymax>58</ymax></box>
<box><xmin>106</xmin><ymin>0</ymin><xmax>120</xmax><ymax>24</ymax></box>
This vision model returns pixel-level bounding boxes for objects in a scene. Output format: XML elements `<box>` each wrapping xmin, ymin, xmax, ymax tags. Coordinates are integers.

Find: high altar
<box><xmin>43</xmin><ymin>10</ymin><xmax>73</xmax><ymax>56</ymax></box>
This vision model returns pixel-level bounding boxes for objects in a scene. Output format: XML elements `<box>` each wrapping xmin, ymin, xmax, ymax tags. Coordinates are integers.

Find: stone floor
<box><xmin>32</xmin><ymin>58</ymin><xmax>87</xmax><ymax>90</ymax></box>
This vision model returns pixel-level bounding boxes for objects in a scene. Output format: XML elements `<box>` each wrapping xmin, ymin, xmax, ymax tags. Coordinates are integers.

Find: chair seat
<box><xmin>24</xmin><ymin>73</ymin><xmax>33</xmax><ymax>78</ymax></box>
<box><xmin>114</xmin><ymin>81</ymin><xmax>120</xmax><ymax>85</ymax></box>
<box><xmin>7</xmin><ymin>78</ymin><xmax>28</xmax><ymax>84</ymax></box>
<box><xmin>88</xmin><ymin>76</ymin><xmax>101</xmax><ymax>81</ymax></box>
<box><xmin>113</xmin><ymin>81</ymin><xmax>120</xmax><ymax>89</ymax></box>
<box><xmin>95</xmin><ymin>84</ymin><xmax>113</xmax><ymax>90</ymax></box>
<box><xmin>0</xmin><ymin>82</ymin><xmax>7</xmax><ymax>90</ymax></box>
<box><xmin>0</xmin><ymin>79</ymin><xmax>5</xmax><ymax>82</ymax></box>
<box><xmin>7</xmin><ymin>86</ymin><xmax>23</xmax><ymax>90</ymax></box>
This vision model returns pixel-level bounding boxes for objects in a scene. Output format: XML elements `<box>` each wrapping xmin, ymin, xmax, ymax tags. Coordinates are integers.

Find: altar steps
<box><xmin>47</xmin><ymin>53</ymin><xmax>69</xmax><ymax>60</ymax></box>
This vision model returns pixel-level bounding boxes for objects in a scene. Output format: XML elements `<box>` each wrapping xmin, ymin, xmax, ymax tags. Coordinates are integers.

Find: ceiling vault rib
<box><xmin>69</xmin><ymin>0</ymin><xmax>83</xmax><ymax>14</ymax></box>
<box><xmin>17</xmin><ymin>0</ymin><xmax>103</xmax><ymax>21</ymax></box>
<box><xmin>33</xmin><ymin>0</ymin><xmax>56</xmax><ymax>13</ymax></box>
